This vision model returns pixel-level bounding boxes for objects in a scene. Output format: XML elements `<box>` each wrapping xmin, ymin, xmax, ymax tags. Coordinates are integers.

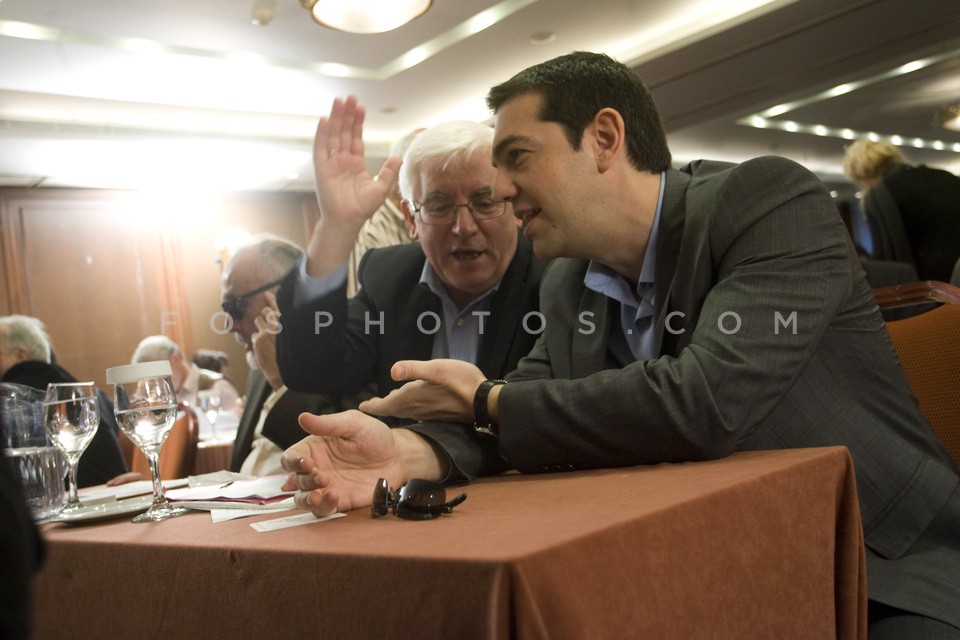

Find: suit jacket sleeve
<box><xmin>276</xmin><ymin>245</ymin><xmax>447</xmax><ymax>398</ymax></box>
<box><xmin>260</xmin><ymin>388</ymin><xmax>344</xmax><ymax>452</ymax></box>
<box><xmin>406</xmin><ymin>422</ymin><xmax>510</xmax><ymax>483</ymax></box>
<box><xmin>276</xmin><ymin>260</ymin><xmax>382</xmax><ymax>396</ymax></box>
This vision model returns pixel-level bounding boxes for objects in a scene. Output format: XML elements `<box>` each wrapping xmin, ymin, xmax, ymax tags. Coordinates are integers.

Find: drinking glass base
<box><xmin>132</xmin><ymin>502</ymin><xmax>189</xmax><ymax>523</ymax></box>
<box><xmin>59</xmin><ymin>500</ymin><xmax>87</xmax><ymax>514</ymax></box>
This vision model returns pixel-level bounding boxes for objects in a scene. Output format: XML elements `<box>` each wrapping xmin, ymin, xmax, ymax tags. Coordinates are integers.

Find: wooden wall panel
<box><xmin>1</xmin><ymin>188</ymin><xmax>313</xmax><ymax>395</ymax></box>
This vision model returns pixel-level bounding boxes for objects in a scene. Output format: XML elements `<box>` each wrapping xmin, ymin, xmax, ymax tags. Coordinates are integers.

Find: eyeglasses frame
<box><xmin>409</xmin><ymin>197</ymin><xmax>507</xmax><ymax>226</ymax></box>
<box><xmin>220</xmin><ymin>278</ymin><xmax>283</xmax><ymax>321</ymax></box>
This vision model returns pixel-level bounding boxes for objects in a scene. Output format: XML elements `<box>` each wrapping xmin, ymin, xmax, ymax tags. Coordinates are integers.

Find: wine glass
<box><xmin>106</xmin><ymin>360</ymin><xmax>188</xmax><ymax>523</ymax></box>
<box><xmin>196</xmin><ymin>390</ymin><xmax>221</xmax><ymax>438</ymax></box>
<box><xmin>43</xmin><ymin>381</ymin><xmax>99</xmax><ymax>514</ymax></box>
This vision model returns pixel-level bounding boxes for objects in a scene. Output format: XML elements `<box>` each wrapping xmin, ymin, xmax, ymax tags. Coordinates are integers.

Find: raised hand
<box><xmin>304</xmin><ymin>95</ymin><xmax>405</xmax><ymax>278</ymax></box>
<box><xmin>313</xmin><ymin>95</ymin><xmax>403</xmax><ymax>232</ymax></box>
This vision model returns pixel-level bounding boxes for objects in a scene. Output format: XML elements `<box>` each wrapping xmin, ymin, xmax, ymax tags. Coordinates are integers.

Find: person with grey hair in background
<box><xmin>274</xmin><ymin>97</ymin><xmax>545</xmax><ymax>435</ymax></box>
<box><xmin>220</xmin><ymin>234</ymin><xmax>353</xmax><ymax>475</ymax></box>
<box><xmin>0</xmin><ymin>314</ymin><xmax>129</xmax><ymax>487</ymax></box>
<box><xmin>131</xmin><ymin>334</ymin><xmax>241</xmax><ymax>417</ymax></box>
<box><xmin>843</xmin><ymin>139</ymin><xmax>960</xmax><ymax>281</ymax></box>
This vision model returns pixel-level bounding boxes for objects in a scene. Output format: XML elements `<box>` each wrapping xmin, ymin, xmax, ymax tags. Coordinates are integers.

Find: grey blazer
<box><xmin>422</xmin><ymin>156</ymin><xmax>960</xmax><ymax>626</ymax></box>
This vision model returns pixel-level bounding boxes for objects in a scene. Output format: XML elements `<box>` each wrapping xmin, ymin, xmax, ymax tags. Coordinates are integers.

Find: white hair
<box><xmin>131</xmin><ymin>334</ymin><xmax>181</xmax><ymax>364</ymax></box>
<box><xmin>397</xmin><ymin>120</ymin><xmax>494</xmax><ymax>202</ymax></box>
<box><xmin>0</xmin><ymin>315</ymin><xmax>52</xmax><ymax>363</ymax></box>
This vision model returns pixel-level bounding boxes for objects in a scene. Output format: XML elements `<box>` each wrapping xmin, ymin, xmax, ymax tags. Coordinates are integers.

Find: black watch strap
<box><xmin>473</xmin><ymin>379</ymin><xmax>507</xmax><ymax>437</ymax></box>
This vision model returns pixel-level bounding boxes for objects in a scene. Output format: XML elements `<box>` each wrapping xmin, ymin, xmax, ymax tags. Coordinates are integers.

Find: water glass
<box><xmin>1</xmin><ymin>382</ymin><xmax>66</xmax><ymax>520</ymax></box>
<box><xmin>107</xmin><ymin>360</ymin><xmax>188</xmax><ymax>522</ymax></box>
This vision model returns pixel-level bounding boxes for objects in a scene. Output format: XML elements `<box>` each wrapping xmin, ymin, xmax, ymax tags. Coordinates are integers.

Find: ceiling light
<box><xmin>941</xmin><ymin>104</ymin><xmax>960</xmax><ymax>132</ymax></box>
<box><xmin>529</xmin><ymin>31</ymin><xmax>556</xmax><ymax>45</ymax></box>
<box><xmin>251</xmin><ymin>0</ymin><xmax>278</xmax><ymax>26</ymax></box>
<box><xmin>300</xmin><ymin>0</ymin><xmax>432</xmax><ymax>34</ymax></box>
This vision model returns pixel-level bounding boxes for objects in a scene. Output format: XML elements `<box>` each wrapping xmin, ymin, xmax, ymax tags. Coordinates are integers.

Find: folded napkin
<box><xmin>165</xmin><ymin>474</ymin><xmax>293</xmax><ymax>506</ymax></box>
<box><xmin>80</xmin><ymin>478</ymin><xmax>190</xmax><ymax>505</ymax></box>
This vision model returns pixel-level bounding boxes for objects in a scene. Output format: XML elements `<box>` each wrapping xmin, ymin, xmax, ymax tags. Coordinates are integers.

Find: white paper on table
<box><xmin>250</xmin><ymin>512</ymin><xmax>346</xmax><ymax>532</ymax></box>
<box><xmin>165</xmin><ymin>474</ymin><xmax>292</xmax><ymax>503</ymax></box>
<box><xmin>209</xmin><ymin>505</ymin><xmax>295</xmax><ymax>523</ymax></box>
<box><xmin>79</xmin><ymin>478</ymin><xmax>189</xmax><ymax>505</ymax></box>
<box><xmin>176</xmin><ymin>496</ymin><xmax>296</xmax><ymax>511</ymax></box>
<box><xmin>186</xmin><ymin>470</ymin><xmax>254</xmax><ymax>487</ymax></box>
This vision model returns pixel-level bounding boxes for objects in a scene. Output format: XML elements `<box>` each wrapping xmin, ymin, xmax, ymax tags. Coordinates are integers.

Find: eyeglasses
<box><xmin>220</xmin><ymin>278</ymin><xmax>283</xmax><ymax>322</ymax></box>
<box><xmin>371</xmin><ymin>477</ymin><xmax>467</xmax><ymax>520</ymax></box>
<box><xmin>411</xmin><ymin>196</ymin><xmax>507</xmax><ymax>226</ymax></box>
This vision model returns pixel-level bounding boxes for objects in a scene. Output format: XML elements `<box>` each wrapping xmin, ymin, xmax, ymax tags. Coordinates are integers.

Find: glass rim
<box><xmin>106</xmin><ymin>360</ymin><xmax>173</xmax><ymax>384</ymax></box>
<box><xmin>45</xmin><ymin>381</ymin><xmax>96</xmax><ymax>387</ymax></box>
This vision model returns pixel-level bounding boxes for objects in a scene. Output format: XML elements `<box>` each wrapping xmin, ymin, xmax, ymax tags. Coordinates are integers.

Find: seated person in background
<box><xmin>191</xmin><ymin>348</ymin><xmax>243</xmax><ymax>413</ymax></box>
<box><xmin>284</xmin><ymin>52</ymin><xmax>960</xmax><ymax>637</ymax></box>
<box><xmin>843</xmin><ymin>139</ymin><xmax>960</xmax><ymax>282</ymax></box>
<box><xmin>345</xmin><ymin>126</ymin><xmax>424</xmax><ymax>297</ymax></box>
<box><xmin>0</xmin><ymin>315</ymin><xmax>129</xmax><ymax>487</ymax></box>
<box><xmin>275</xmin><ymin>98</ymin><xmax>546</xmax><ymax>414</ymax></box>
<box><xmin>191</xmin><ymin>348</ymin><xmax>231</xmax><ymax>377</ymax></box>
<box><xmin>132</xmin><ymin>335</ymin><xmax>241</xmax><ymax>417</ymax></box>
<box><xmin>221</xmin><ymin>234</ymin><xmax>358</xmax><ymax>476</ymax></box>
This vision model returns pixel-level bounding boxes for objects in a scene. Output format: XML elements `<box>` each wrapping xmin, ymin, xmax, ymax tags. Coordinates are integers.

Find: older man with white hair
<box><xmin>0</xmin><ymin>314</ymin><xmax>128</xmax><ymax>487</ymax></box>
<box><xmin>131</xmin><ymin>334</ymin><xmax>240</xmax><ymax>417</ymax></box>
<box><xmin>275</xmin><ymin>97</ymin><xmax>545</xmax><ymax>447</ymax></box>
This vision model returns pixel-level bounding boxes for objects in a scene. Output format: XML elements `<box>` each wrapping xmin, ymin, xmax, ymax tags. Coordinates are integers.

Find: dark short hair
<box><xmin>486</xmin><ymin>51</ymin><xmax>671</xmax><ymax>173</ymax></box>
<box><xmin>192</xmin><ymin>349</ymin><xmax>230</xmax><ymax>373</ymax></box>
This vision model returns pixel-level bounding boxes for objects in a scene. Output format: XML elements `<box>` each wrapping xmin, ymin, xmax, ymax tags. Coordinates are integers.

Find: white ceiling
<box><xmin>0</xmin><ymin>0</ymin><xmax>958</xmax><ymax>198</ymax></box>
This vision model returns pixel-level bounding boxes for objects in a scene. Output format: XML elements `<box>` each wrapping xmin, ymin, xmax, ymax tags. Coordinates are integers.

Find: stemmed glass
<box><xmin>106</xmin><ymin>360</ymin><xmax>188</xmax><ymax>522</ymax></box>
<box><xmin>43</xmin><ymin>382</ymin><xmax>99</xmax><ymax>514</ymax></box>
<box><xmin>196</xmin><ymin>389</ymin><xmax>221</xmax><ymax>437</ymax></box>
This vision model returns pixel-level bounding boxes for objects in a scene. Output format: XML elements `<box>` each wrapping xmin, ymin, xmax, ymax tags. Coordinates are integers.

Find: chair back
<box><xmin>875</xmin><ymin>282</ymin><xmax>960</xmax><ymax>467</ymax></box>
<box><xmin>128</xmin><ymin>404</ymin><xmax>200</xmax><ymax>480</ymax></box>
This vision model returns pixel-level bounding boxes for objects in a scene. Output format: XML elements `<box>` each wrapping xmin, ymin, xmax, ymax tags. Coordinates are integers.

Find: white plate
<box><xmin>51</xmin><ymin>496</ymin><xmax>154</xmax><ymax>524</ymax></box>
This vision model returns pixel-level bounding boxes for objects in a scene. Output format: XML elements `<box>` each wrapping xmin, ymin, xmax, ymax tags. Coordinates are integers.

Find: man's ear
<box><xmin>11</xmin><ymin>345</ymin><xmax>30</xmax><ymax>364</ymax></box>
<box><xmin>400</xmin><ymin>200</ymin><xmax>419</xmax><ymax>239</ymax></box>
<box><xmin>591</xmin><ymin>108</ymin><xmax>625</xmax><ymax>173</ymax></box>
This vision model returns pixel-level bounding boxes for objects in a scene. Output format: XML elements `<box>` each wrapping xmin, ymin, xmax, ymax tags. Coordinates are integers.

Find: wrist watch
<box><xmin>473</xmin><ymin>379</ymin><xmax>507</xmax><ymax>437</ymax></box>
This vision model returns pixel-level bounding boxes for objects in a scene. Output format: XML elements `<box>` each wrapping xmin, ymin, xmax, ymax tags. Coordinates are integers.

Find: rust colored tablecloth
<box><xmin>32</xmin><ymin>447</ymin><xmax>866</xmax><ymax>639</ymax></box>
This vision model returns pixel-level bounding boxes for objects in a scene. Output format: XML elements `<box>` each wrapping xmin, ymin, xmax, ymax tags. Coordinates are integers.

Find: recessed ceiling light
<box><xmin>529</xmin><ymin>31</ymin><xmax>556</xmax><ymax>45</ymax></box>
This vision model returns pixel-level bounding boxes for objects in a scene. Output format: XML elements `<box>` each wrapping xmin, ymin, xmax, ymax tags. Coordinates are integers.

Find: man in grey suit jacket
<box><xmin>282</xmin><ymin>54</ymin><xmax>960</xmax><ymax>636</ymax></box>
<box><xmin>274</xmin><ymin>100</ymin><xmax>544</xmax><ymax>415</ymax></box>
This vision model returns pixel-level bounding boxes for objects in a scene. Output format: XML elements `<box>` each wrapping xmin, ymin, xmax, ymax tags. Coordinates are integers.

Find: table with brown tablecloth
<box><xmin>32</xmin><ymin>447</ymin><xmax>866</xmax><ymax>639</ymax></box>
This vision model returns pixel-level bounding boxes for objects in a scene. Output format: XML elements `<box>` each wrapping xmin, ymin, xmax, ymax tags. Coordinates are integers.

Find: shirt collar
<box><xmin>418</xmin><ymin>261</ymin><xmax>501</xmax><ymax>313</ymax></box>
<box><xmin>585</xmin><ymin>171</ymin><xmax>666</xmax><ymax>300</ymax></box>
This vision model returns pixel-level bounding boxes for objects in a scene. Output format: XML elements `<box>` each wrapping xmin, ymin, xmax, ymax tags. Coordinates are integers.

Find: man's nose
<box><xmin>492</xmin><ymin>169</ymin><xmax>517</xmax><ymax>204</ymax></box>
<box><xmin>451</xmin><ymin>205</ymin><xmax>479</xmax><ymax>236</ymax></box>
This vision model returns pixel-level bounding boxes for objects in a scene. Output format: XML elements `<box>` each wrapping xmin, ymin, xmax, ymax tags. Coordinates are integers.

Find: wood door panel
<box><xmin>3</xmin><ymin>192</ymin><xmax>183</xmax><ymax>390</ymax></box>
